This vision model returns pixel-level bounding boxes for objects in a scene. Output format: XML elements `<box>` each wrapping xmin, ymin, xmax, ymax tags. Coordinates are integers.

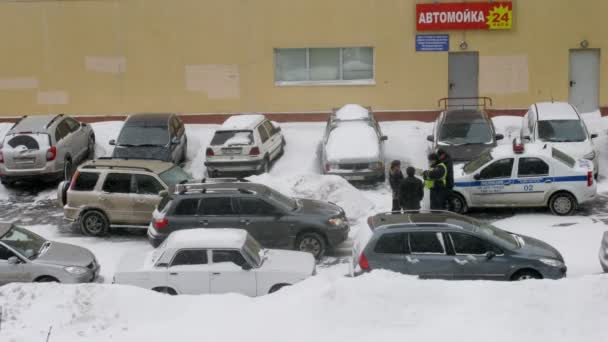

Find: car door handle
<box><xmin>544</xmin><ymin>179</ymin><xmax>553</xmax><ymax>183</ymax></box>
<box><xmin>212</xmin><ymin>272</ymin><xmax>221</xmax><ymax>276</ymax></box>
<box><xmin>453</xmin><ymin>258</ymin><xmax>468</xmax><ymax>265</ymax></box>
<box><xmin>199</xmin><ymin>220</ymin><xmax>209</xmax><ymax>226</ymax></box>
<box><xmin>169</xmin><ymin>272</ymin><xmax>179</xmax><ymax>276</ymax></box>
<box><xmin>97</xmin><ymin>196</ymin><xmax>106</xmax><ymax>201</ymax></box>
<box><xmin>240</xmin><ymin>219</ymin><xmax>250</xmax><ymax>225</ymax></box>
<box><xmin>406</xmin><ymin>256</ymin><xmax>419</xmax><ymax>264</ymax></box>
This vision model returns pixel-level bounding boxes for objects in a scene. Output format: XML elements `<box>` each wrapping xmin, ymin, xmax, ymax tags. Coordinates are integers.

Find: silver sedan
<box><xmin>0</xmin><ymin>223</ymin><xmax>99</xmax><ymax>285</ymax></box>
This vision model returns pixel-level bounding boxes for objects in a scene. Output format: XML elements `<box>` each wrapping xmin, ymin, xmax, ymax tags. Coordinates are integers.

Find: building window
<box><xmin>274</xmin><ymin>47</ymin><xmax>374</xmax><ymax>86</ymax></box>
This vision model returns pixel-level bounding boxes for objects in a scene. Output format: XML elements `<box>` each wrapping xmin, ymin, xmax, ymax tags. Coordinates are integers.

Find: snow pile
<box><xmin>90</xmin><ymin>121</ymin><xmax>123</xmax><ymax>158</ymax></box>
<box><xmin>325</xmin><ymin>122</ymin><xmax>380</xmax><ymax>161</ymax></box>
<box><xmin>1</xmin><ymin>272</ymin><xmax>607</xmax><ymax>342</ymax></box>
<box><xmin>249</xmin><ymin>173</ymin><xmax>375</xmax><ymax>221</ymax></box>
<box><xmin>334</xmin><ymin>104</ymin><xmax>370</xmax><ymax>121</ymax></box>
<box><xmin>219</xmin><ymin>114</ymin><xmax>264</xmax><ymax>130</ymax></box>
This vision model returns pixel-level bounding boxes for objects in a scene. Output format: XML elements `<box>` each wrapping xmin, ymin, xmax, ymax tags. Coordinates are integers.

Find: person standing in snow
<box><xmin>399</xmin><ymin>166</ymin><xmax>424</xmax><ymax>210</ymax></box>
<box><xmin>437</xmin><ymin>149</ymin><xmax>454</xmax><ymax>210</ymax></box>
<box><xmin>388</xmin><ymin>160</ymin><xmax>404</xmax><ymax>211</ymax></box>
<box><xmin>423</xmin><ymin>153</ymin><xmax>448</xmax><ymax>210</ymax></box>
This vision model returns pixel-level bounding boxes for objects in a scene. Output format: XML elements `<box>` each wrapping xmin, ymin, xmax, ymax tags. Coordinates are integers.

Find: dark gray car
<box><xmin>147</xmin><ymin>182</ymin><xmax>350</xmax><ymax>258</ymax></box>
<box><xmin>427</xmin><ymin>109</ymin><xmax>503</xmax><ymax>162</ymax></box>
<box><xmin>110</xmin><ymin>113</ymin><xmax>187</xmax><ymax>165</ymax></box>
<box><xmin>0</xmin><ymin>223</ymin><xmax>99</xmax><ymax>284</ymax></box>
<box><xmin>355</xmin><ymin>211</ymin><xmax>567</xmax><ymax>280</ymax></box>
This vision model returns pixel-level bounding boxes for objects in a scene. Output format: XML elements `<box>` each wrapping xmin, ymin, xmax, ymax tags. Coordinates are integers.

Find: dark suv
<box><xmin>147</xmin><ymin>182</ymin><xmax>350</xmax><ymax>258</ymax></box>
<box><xmin>110</xmin><ymin>113</ymin><xmax>187</xmax><ymax>165</ymax></box>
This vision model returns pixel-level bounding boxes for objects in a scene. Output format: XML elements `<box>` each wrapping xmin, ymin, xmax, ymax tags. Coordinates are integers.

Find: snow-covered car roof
<box><xmin>334</xmin><ymin>104</ymin><xmax>370</xmax><ymax>121</ymax></box>
<box><xmin>325</xmin><ymin>121</ymin><xmax>380</xmax><ymax>162</ymax></box>
<box><xmin>219</xmin><ymin>114</ymin><xmax>265</xmax><ymax>131</ymax></box>
<box><xmin>534</xmin><ymin>102</ymin><xmax>579</xmax><ymax>121</ymax></box>
<box><xmin>164</xmin><ymin>228</ymin><xmax>247</xmax><ymax>250</ymax></box>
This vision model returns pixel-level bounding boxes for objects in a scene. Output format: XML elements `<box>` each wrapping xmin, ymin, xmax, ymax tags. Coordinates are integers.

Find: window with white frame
<box><xmin>274</xmin><ymin>47</ymin><xmax>374</xmax><ymax>85</ymax></box>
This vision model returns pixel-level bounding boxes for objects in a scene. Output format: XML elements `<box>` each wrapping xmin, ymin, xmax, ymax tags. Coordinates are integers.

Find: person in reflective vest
<box><xmin>423</xmin><ymin>153</ymin><xmax>448</xmax><ymax>210</ymax></box>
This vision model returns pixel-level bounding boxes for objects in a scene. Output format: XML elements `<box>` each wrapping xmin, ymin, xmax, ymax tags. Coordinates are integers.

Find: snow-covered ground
<box><xmin>1</xmin><ymin>113</ymin><xmax>608</xmax><ymax>341</ymax></box>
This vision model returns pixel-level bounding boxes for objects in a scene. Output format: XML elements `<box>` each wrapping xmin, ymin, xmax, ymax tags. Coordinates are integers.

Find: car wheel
<box><xmin>87</xmin><ymin>135</ymin><xmax>96</xmax><ymax>160</ymax></box>
<box><xmin>80</xmin><ymin>210</ymin><xmax>109</xmax><ymax>236</ymax></box>
<box><xmin>511</xmin><ymin>269</ymin><xmax>542</xmax><ymax>281</ymax></box>
<box><xmin>268</xmin><ymin>283</ymin><xmax>290</xmax><ymax>294</ymax></box>
<box><xmin>35</xmin><ymin>276</ymin><xmax>59</xmax><ymax>283</ymax></box>
<box><xmin>58</xmin><ymin>180</ymin><xmax>69</xmax><ymax>206</ymax></box>
<box><xmin>449</xmin><ymin>193</ymin><xmax>468</xmax><ymax>214</ymax></box>
<box><xmin>63</xmin><ymin>159</ymin><xmax>73</xmax><ymax>181</ymax></box>
<box><xmin>296</xmin><ymin>232</ymin><xmax>326</xmax><ymax>259</ymax></box>
<box><xmin>549</xmin><ymin>192</ymin><xmax>576</xmax><ymax>216</ymax></box>
<box><xmin>0</xmin><ymin>177</ymin><xmax>14</xmax><ymax>187</ymax></box>
<box><xmin>152</xmin><ymin>287</ymin><xmax>177</xmax><ymax>295</ymax></box>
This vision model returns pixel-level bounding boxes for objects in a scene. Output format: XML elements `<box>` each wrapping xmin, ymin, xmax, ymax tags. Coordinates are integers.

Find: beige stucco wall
<box><xmin>0</xmin><ymin>0</ymin><xmax>605</xmax><ymax>116</ymax></box>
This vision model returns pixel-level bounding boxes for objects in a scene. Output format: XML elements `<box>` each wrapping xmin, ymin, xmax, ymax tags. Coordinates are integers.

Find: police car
<box><xmin>449</xmin><ymin>139</ymin><xmax>596</xmax><ymax>216</ymax></box>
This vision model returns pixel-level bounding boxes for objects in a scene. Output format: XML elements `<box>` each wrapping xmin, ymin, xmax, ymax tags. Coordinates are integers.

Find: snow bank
<box><xmin>334</xmin><ymin>104</ymin><xmax>369</xmax><ymax>120</ymax></box>
<box><xmin>1</xmin><ymin>272</ymin><xmax>607</xmax><ymax>342</ymax></box>
<box><xmin>248</xmin><ymin>173</ymin><xmax>375</xmax><ymax>222</ymax></box>
<box><xmin>325</xmin><ymin>122</ymin><xmax>380</xmax><ymax>161</ymax></box>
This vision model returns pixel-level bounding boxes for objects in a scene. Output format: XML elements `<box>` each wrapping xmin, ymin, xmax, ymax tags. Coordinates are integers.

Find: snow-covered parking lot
<box><xmin>1</xmin><ymin>113</ymin><xmax>608</xmax><ymax>341</ymax></box>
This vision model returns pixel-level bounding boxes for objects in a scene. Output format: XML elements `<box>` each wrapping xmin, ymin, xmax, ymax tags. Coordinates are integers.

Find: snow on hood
<box><xmin>335</xmin><ymin>104</ymin><xmax>369</xmax><ymax>121</ymax></box>
<box><xmin>248</xmin><ymin>173</ymin><xmax>374</xmax><ymax>221</ymax></box>
<box><xmin>325</xmin><ymin>122</ymin><xmax>380</xmax><ymax>162</ymax></box>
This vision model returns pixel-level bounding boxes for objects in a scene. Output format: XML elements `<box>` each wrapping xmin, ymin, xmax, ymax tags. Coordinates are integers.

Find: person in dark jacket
<box><xmin>423</xmin><ymin>153</ymin><xmax>448</xmax><ymax>210</ymax></box>
<box><xmin>399</xmin><ymin>166</ymin><xmax>424</xmax><ymax>210</ymax></box>
<box><xmin>437</xmin><ymin>148</ymin><xmax>454</xmax><ymax>210</ymax></box>
<box><xmin>388</xmin><ymin>160</ymin><xmax>404</xmax><ymax>211</ymax></box>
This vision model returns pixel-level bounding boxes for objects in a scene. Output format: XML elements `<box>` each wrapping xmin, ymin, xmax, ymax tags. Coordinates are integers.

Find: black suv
<box><xmin>147</xmin><ymin>182</ymin><xmax>350</xmax><ymax>258</ymax></box>
<box><xmin>110</xmin><ymin>113</ymin><xmax>187</xmax><ymax>164</ymax></box>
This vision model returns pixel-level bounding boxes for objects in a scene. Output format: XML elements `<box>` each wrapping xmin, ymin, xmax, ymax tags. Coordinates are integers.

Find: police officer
<box><xmin>423</xmin><ymin>153</ymin><xmax>448</xmax><ymax>210</ymax></box>
<box><xmin>437</xmin><ymin>149</ymin><xmax>454</xmax><ymax>210</ymax></box>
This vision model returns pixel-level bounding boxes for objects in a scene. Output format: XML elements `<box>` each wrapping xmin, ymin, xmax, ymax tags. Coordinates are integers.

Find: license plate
<box><xmin>344</xmin><ymin>175</ymin><xmax>364</xmax><ymax>181</ymax></box>
<box><xmin>15</xmin><ymin>157</ymin><xmax>35</xmax><ymax>164</ymax></box>
<box><xmin>221</xmin><ymin>148</ymin><xmax>242</xmax><ymax>155</ymax></box>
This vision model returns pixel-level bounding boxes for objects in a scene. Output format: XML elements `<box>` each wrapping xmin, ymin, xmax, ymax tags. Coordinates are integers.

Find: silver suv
<box><xmin>0</xmin><ymin>114</ymin><xmax>94</xmax><ymax>186</ymax></box>
<box><xmin>58</xmin><ymin>159</ymin><xmax>190</xmax><ymax>236</ymax></box>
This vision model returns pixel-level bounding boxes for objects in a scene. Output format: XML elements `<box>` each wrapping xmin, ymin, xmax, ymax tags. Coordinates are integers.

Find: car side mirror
<box><xmin>485</xmin><ymin>251</ymin><xmax>496</xmax><ymax>260</ymax></box>
<box><xmin>591</xmin><ymin>133</ymin><xmax>598</xmax><ymax>139</ymax></box>
<box><xmin>159</xmin><ymin>190</ymin><xmax>168</xmax><ymax>197</ymax></box>
<box><xmin>380</xmin><ymin>135</ymin><xmax>388</xmax><ymax>141</ymax></box>
<box><xmin>109</xmin><ymin>139</ymin><xmax>116</xmax><ymax>146</ymax></box>
<box><xmin>7</xmin><ymin>256</ymin><xmax>20</xmax><ymax>265</ymax></box>
<box><xmin>473</xmin><ymin>173</ymin><xmax>481</xmax><ymax>180</ymax></box>
<box><xmin>241</xmin><ymin>263</ymin><xmax>253</xmax><ymax>271</ymax></box>
<box><xmin>274</xmin><ymin>126</ymin><xmax>282</xmax><ymax>133</ymax></box>
<box><xmin>426</xmin><ymin>135</ymin><xmax>434</xmax><ymax>142</ymax></box>
<box><xmin>495</xmin><ymin>134</ymin><xmax>504</xmax><ymax>141</ymax></box>
<box><xmin>171</xmin><ymin>137</ymin><xmax>180</xmax><ymax>145</ymax></box>
<box><xmin>81</xmin><ymin>122</ymin><xmax>88</xmax><ymax>127</ymax></box>
<box><xmin>522</xmin><ymin>135</ymin><xmax>531</xmax><ymax>141</ymax></box>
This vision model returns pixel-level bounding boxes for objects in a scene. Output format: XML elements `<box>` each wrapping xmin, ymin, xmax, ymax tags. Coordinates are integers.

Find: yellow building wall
<box><xmin>0</xmin><ymin>0</ymin><xmax>605</xmax><ymax>116</ymax></box>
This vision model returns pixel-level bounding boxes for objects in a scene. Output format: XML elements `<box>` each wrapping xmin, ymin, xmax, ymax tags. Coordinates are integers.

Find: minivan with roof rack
<box><xmin>354</xmin><ymin>211</ymin><xmax>567</xmax><ymax>281</ymax></box>
<box><xmin>147</xmin><ymin>181</ymin><xmax>349</xmax><ymax>258</ymax></box>
<box><xmin>204</xmin><ymin>114</ymin><xmax>285</xmax><ymax>177</ymax></box>
<box><xmin>58</xmin><ymin>159</ymin><xmax>190</xmax><ymax>236</ymax></box>
<box><xmin>521</xmin><ymin>102</ymin><xmax>599</xmax><ymax>178</ymax></box>
<box><xmin>0</xmin><ymin>114</ymin><xmax>94</xmax><ymax>186</ymax></box>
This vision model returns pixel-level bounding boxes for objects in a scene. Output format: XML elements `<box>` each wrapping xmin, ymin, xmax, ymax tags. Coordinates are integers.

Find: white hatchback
<box><xmin>521</xmin><ymin>102</ymin><xmax>599</xmax><ymax>177</ymax></box>
<box><xmin>114</xmin><ymin>229</ymin><xmax>315</xmax><ymax>296</ymax></box>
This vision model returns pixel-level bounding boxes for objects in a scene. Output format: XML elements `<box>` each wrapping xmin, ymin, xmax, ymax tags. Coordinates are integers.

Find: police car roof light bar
<box><xmin>437</xmin><ymin>97</ymin><xmax>493</xmax><ymax>110</ymax></box>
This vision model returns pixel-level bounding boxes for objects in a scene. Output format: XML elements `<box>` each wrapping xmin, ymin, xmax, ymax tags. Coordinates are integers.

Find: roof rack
<box><xmin>9</xmin><ymin>115</ymin><xmax>27</xmax><ymax>130</ymax></box>
<box><xmin>437</xmin><ymin>97</ymin><xmax>493</xmax><ymax>110</ymax></box>
<box><xmin>200</xmin><ymin>177</ymin><xmax>250</xmax><ymax>184</ymax></box>
<box><xmin>45</xmin><ymin>113</ymin><xmax>64</xmax><ymax>129</ymax></box>
<box><xmin>82</xmin><ymin>163</ymin><xmax>153</xmax><ymax>173</ymax></box>
<box><xmin>375</xmin><ymin>210</ymin><xmax>457</xmax><ymax>216</ymax></box>
<box><xmin>174</xmin><ymin>182</ymin><xmax>255</xmax><ymax>195</ymax></box>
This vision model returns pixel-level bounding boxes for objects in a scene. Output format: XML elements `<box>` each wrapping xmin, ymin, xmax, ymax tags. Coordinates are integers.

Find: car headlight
<box><xmin>539</xmin><ymin>258</ymin><xmax>564</xmax><ymax>268</ymax></box>
<box><xmin>64</xmin><ymin>266</ymin><xmax>88</xmax><ymax>275</ymax></box>
<box><xmin>328</xmin><ymin>218</ymin><xmax>345</xmax><ymax>226</ymax></box>
<box><xmin>583</xmin><ymin>151</ymin><xmax>596</xmax><ymax>160</ymax></box>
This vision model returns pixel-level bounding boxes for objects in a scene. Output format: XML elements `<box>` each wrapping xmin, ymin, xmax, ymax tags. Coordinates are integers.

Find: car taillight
<box><xmin>587</xmin><ymin>171</ymin><xmax>593</xmax><ymax>187</ymax></box>
<box><xmin>205</xmin><ymin>148</ymin><xmax>214</xmax><ymax>157</ymax></box>
<box><xmin>0</xmin><ymin>150</ymin><xmax>3</xmax><ymax>164</ymax></box>
<box><xmin>46</xmin><ymin>146</ymin><xmax>57</xmax><ymax>161</ymax></box>
<box><xmin>359</xmin><ymin>253</ymin><xmax>370</xmax><ymax>271</ymax></box>
<box><xmin>69</xmin><ymin>171</ymin><xmax>80</xmax><ymax>190</ymax></box>
<box><xmin>249</xmin><ymin>147</ymin><xmax>260</xmax><ymax>156</ymax></box>
<box><xmin>153</xmin><ymin>217</ymin><xmax>169</xmax><ymax>230</ymax></box>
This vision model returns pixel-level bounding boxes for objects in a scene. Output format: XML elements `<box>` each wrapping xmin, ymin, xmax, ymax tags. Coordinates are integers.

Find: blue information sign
<box><xmin>415</xmin><ymin>34</ymin><xmax>449</xmax><ymax>52</ymax></box>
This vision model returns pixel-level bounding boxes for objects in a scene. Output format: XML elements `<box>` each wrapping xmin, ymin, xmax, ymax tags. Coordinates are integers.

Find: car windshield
<box><xmin>537</xmin><ymin>120</ymin><xmax>587</xmax><ymax>142</ymax></box>
<box><xmin>463</xmin><ymin>152</ymin><xmax>493</xmax><ymax>173</ymax></box>
<box><xmin>159</xmin><ymin>166</ymin><xmax>190</xmax><ymax>187</ymax></box>
<box><xmin>474</xmin><ymin>222</ymin><xmax>518</xmax><ymax>249</ymax></box>
<box><xmin>438</xmin><ymin>122</ymin><xmax>493</xmax><ymax>145</ymax></box>
<box><xmin>242</xmin><ymin>235</ymin><xmax>263</xmax><ymax>267</ymax></box>
<box><xmin>117</xmin><ymin>125</ymin><xmax>169</xmax><ymax>146</ymax></box>
<box><xmin>0</xmin><ymin>225</ymin><xmax>47</xmax><ymax>260</ymax></box>
<box><xmin>266</xmin><ymin>187</ymin><xmax>297</xmax><ymax>210</ymax></box>
<box><xmin>210</xmin><ymin>130</ymin><xmax>254</xmax><ymax>146</ymax></box>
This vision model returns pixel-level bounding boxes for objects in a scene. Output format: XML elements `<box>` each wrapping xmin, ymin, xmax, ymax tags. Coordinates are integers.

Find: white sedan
<box><xmin>450</xmin><ymin>141</ymin><xmax>596</xmax><ymax>216</ymax></box>
<box><xmin>114</xmin><ymin>229</ymin><xmax>316</xmax><ymax>296</ymax></box>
